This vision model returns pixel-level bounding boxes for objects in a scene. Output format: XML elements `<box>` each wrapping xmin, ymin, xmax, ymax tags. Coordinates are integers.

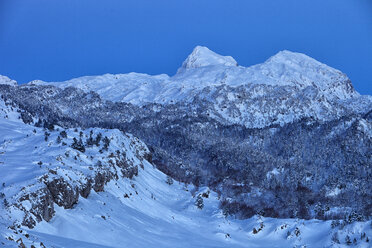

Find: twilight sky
<box><xmin>0</xmin><ymin>0</ymin><xmax>371</xmax><ymax>94</ymax></box>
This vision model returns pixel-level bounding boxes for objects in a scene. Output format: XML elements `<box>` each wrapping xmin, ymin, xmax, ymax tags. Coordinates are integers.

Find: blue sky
<box><xmin>0</xmin><ymin>0</ymin><xmax>371</xmax><ymax>94</ymax></box>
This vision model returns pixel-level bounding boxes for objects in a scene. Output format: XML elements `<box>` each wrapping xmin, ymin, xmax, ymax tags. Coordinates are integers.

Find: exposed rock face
<box><xmin>78</xmin><ymin>179</ymin><xmax>92</xmax><ymax>199</ymax></box>
<box><xmin>15</xmin><ymin>157</ymin><xmax>143</xmax><ymax>228</ymax></box>
<box><xmin>143</xmin><ymin>152</ymin><xmax>152</xmax><ymax>163</ymax></box>
<box><xmin>46</xmin><ymin>178</ymin><xmax>79</xmax><ymax>209</ymax></box>
<box><xmin>93</xmin><ymin>171</ymin><xmax>112</xmax><ymax>193</ymax></box>
<box><xmin>19</xmin><ymin>188</ymin><xmax>55</xmax><ymax>228</ymax></box>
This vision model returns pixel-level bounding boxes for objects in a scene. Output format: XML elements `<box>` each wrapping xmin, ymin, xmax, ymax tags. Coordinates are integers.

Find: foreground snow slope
<box><xmin>0</xmin><ymin>98</ymin><xmax>371</xmax><ymax>247</ymax></box>
<box><xmin>28</xmin><ymin>162</ymin><xmax>372</xmax><ymax>248</ymax></box>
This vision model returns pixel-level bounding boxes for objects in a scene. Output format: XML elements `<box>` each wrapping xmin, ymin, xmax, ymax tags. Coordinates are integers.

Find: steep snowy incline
<box><xmin>0</xmin><ymin>96</ymin><xmax>149</xmax><ymax>246</ymax></box>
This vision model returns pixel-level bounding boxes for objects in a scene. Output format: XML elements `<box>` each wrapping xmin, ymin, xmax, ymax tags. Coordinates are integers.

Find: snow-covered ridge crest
<box><xmin>0</xmin><ymin>75</ymin><xmax>17</xmax><ymax>86</ymax></box>
<box><xmin>30</xmin><ymin>73</ymin><xmax>170</xmax><ymax>102</ymax></box>
<box><xmin>24</xmin><ymin>46</ymin><xmax>359</xmax><ymax>105</ymax></box>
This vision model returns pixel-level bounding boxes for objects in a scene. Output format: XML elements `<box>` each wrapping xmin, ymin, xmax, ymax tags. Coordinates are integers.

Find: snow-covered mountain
<box><xmin>0</xmin><ymin>46</ymin><xmax>371</xmax><ymax>247</ymax></box>
<box><xmin>31</xmin><ymin>46</ymin><xmax>371</xmax><ymax>128</ymax></box>
<box><xmin>33</xmin><ymin>46</ymin><xmax>358</xmax><ymax>103</ymax></box>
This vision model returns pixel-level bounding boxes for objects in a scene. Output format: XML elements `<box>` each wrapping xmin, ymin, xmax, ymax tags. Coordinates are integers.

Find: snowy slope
<box><xmin>0</xmin><ymin>98</ymin><xmax>371</xmax><ymax>247</ymax></box>
<box><xmin>0</xmin><ymin>97</ymin><xmax>149</xmax><ymax>246</ymax></box>
<box><xmin>26</xmin><ymin>163</ymin><xmax>372</xmax><ymax>248</ymax></box>
<box><xmin>0</xmin><ymin>93</ymin><xmax>22</xmax><ymax>122</ymax></box>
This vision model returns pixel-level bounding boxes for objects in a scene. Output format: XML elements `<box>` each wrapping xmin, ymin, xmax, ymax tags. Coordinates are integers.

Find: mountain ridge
<box><xmin>25</xmin><ymin>46</ymin><xmax>358</xmax><ymax>101</ymax></box>
<box><xmin>3</xmin><ymin>46</ymin><xmax>368</xmax><ymax>129</ymax></box>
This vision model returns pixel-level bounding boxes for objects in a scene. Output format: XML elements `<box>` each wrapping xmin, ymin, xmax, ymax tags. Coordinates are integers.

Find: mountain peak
<box><xmin>260</xmin><ymin>50</ymin><xmax>353</xmax><ymax>93</ymax></box>
<box><xmin>264</xmin><ymin>50</ymin><xmax>332</xmax><ymax>70</ymax></box>
<box><xmin>178</xmin><ymin>46</ymin><xmax>238</xmax><ymax>72</ymax></box>
<box><xmin>0</xmin><ymin>75</ymin><xmax>17</xmax><ymax>86</ymax></box>
<box><xmin>268</xmin><ymin>49</ymin><xmax>312</xmax><ymax>60</ymax></box>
